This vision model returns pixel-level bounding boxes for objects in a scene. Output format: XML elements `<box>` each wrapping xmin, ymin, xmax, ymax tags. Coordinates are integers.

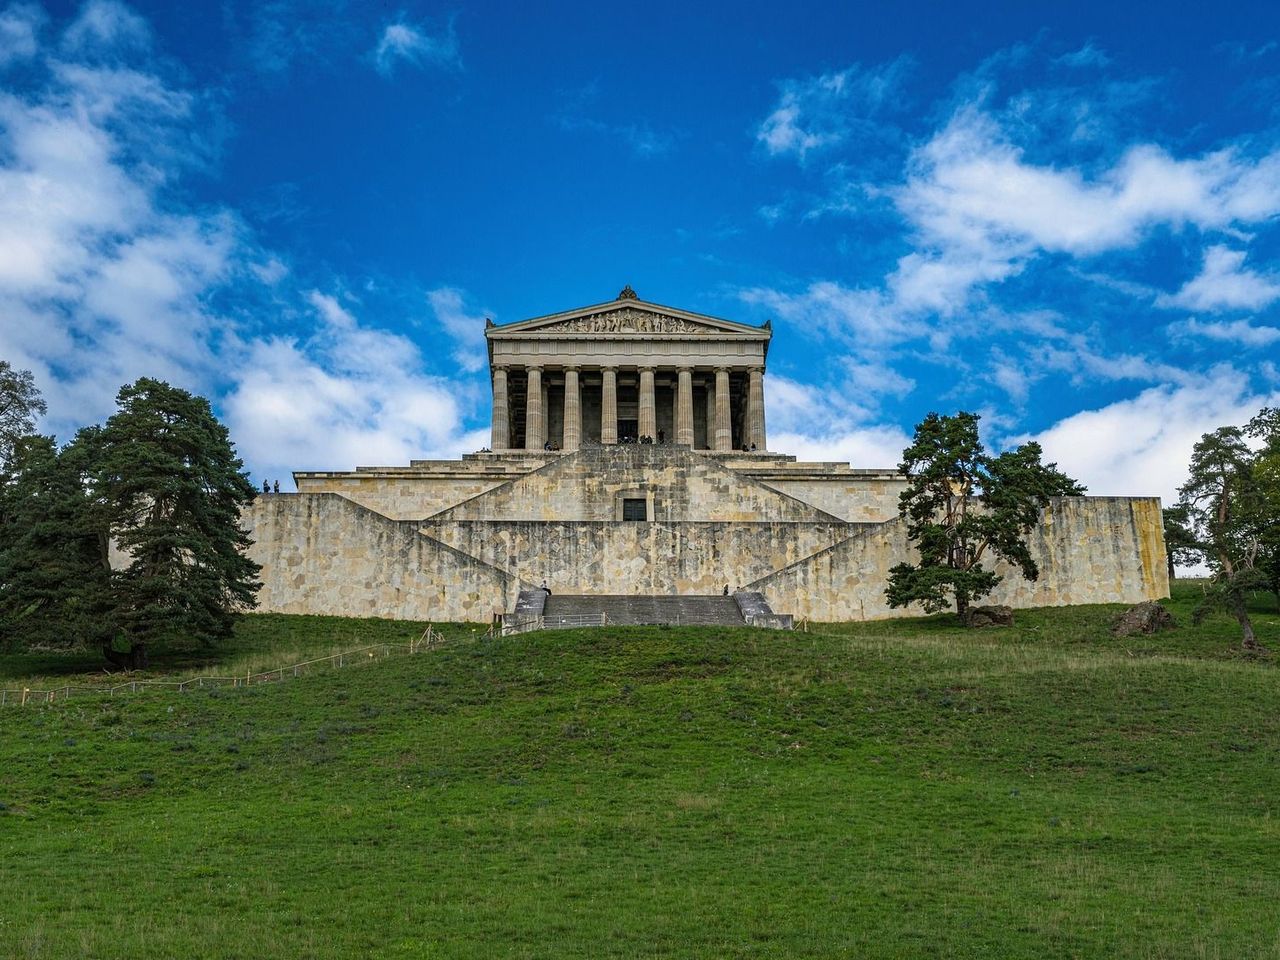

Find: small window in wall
<box><xmin>622</xmin><ymin>498</ymin><xmax>648</xmax><ymax>522</ymax></box>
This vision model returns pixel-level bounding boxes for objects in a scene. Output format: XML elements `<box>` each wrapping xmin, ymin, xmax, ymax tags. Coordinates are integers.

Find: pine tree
<box><xmin>0</xmin><ymin>435</ymin><xmax>110</xmax><ymax>649</ymax></box>
<box><xmin>1177</xmin><ymin>426</ymin><xmax>1268</xmax><ymax>650</ymax></box>
<box><xmin>885</xmin><ymin>411</ymin><xmax>1085</xmax><ymax>623</ymax></box>
<box><xmin>0</xmin><ymin>360</ymin><xmax>47</xmax><ymax>472</ymax></box>
<box><xmin>91</xmin><ymin>379</ymin><xmax>261</xmax><ymax>667</ymax></box>
<box><xmin>1161</xmin><ymin>505</ymin><xmax>1201</xmax><ymax>582</ymax></box>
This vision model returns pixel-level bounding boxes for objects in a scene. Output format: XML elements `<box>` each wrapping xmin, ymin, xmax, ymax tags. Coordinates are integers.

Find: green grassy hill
<box><xmin>1</xmin><ymin>584</ymin><xmax>1278</xmax><ymax>959</ymax></box>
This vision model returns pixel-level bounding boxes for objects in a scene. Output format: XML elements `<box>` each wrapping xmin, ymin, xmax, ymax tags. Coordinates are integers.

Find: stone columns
<box><xmin>676</xmin><ymin>367</ymin><xmax>694</xmax><ymax>447</ymax></box>
<box><xmin>562</xmin><ymin>367</ymin><xmax>580</xmax><ymax>451</ymax></box>
<box><xmin>601</xmin><ymin>367</ymin><xmax>618</xmax><ymax>445</ymax></box>
<box><xmin>491</xmin><ymin>365</ymin><xmax>509</xmax><ymax>450</ymax></box>
<box><xmin>747</xmin><ymin>366</ymin><xmax>766</xmax><ymax>451</ymax></box>
<box><xmin>525</xmin><ymin>365</ymin><xmax>543</xmax><ymax>451</ymax></box>
<box><xmin>704</xmin><ymin>378</ymin><xmax>716</xmax><ymax>450</ymax></box>
<box><xmin>638</xmin><ymin>367</ymin><xmax>657</xmax><ymax>440</ymax></box>
<box><xmin>714</xmin><ymin>367</ymin><xmax>732</xmax><ymax>452</ymax></box>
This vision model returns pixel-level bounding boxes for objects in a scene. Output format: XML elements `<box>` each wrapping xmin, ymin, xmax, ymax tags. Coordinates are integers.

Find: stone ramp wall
<box><xmin>244</xmin><ymin>494</ymin><xmax>523</xmax><ymax>622</ymax></box>
<box><xmin>435</xmin><ymin>446</ymin><xmax>843</xmax><ymax>523</ymax></box>
<box><xmin>746</xmin><ymin>497</ymin><xmax>1169</xmax><ymax>622</ymax></box>
<box><xmin>422</xmin><ymin>519</ymin><xmax>862</xmax><ymax>596</ymax></box>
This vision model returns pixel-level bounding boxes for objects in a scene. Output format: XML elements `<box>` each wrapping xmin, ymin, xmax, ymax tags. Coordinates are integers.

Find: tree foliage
<box><xmin>1177</xmin><ymin>423</ymin><xmax>1272</xmax><ymax>649</ymax></box>
<box><xmin>1161</xmin><ymin>505</ymin><xmax>1201</xmax><ymax>581</ymax></box>
<box><xmin>89</xmin><ymin>379</ymin><xmax>262</xmax><ymax>666</ymax></box>
<box><xmin>0</xmin><ymin>375</ymin><xmax>261</xmax><ymax>666</ymax></box>
<box><xmin>0</xmin><ymin>361</ymin><xmax>47</xmax><ymax>473</ymax></box>
<box><xmin>885</xmin><ymin>411</ymin><xmax>1085</xmax><ymax>623</ymax></box>
<box><xmin>0</xmin><ymin>434</ymin><xmax>110</xmax><ymax>648</ymax></box>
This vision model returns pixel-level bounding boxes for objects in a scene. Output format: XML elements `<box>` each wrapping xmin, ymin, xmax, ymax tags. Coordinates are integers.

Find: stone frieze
<box><xmin>538</xmin><ymin>308</ymin><xmax>713</xmax><ymax>335</ymax></box>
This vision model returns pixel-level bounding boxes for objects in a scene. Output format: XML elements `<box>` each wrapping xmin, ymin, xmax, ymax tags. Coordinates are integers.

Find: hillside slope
<box><xmin>2</xmin><ymin>595</ymin><xmax>1278</xmax><ymax>958</ymax></box>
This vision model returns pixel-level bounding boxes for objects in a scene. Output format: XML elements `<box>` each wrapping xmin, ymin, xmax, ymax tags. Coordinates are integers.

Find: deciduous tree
<box><xmin>885</xmin><ymin>411</ymin><xmax>1085</xmax><ymax>624</ymax></box>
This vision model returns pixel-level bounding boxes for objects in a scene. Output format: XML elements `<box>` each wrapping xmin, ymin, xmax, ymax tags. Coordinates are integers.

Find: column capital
<box><xmin>492</xmin><ymin>363</ymin><xmax>508</xmax><ymax>372</ymax></box>
<box><xmin>638</xmin><ymin>365</ymin><xmax>656</xmax><ymax>373</ymax></box>
<box><xmin>562</xmin><ymin>363</ymin><xmax>579</xmax><ymax>372</ymax></box>
<box><xmin>525</xmin><ymin>363</ymin><xmax>543</xmax><ymax>372</ymax></box>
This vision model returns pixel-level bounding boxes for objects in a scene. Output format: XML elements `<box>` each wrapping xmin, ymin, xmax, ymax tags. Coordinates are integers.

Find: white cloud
<box><xmin>763</xmin><ymin>374</ymin><xmax>911</xmax><ymax>467</ymax></box>
<box><xmin>1157</xmin><ymin>245</ymin><xmax>1280</xmax><ymax>312</ymax></box>
<box><xmin>889</xmin><ymin>108</ymin><xmax>1280</xmax><ymax>318</ymax></box>
<box><xmin>224</xmin><ymin>294</ymin><xmax>483</xmax><ymax>481</ymax></box>
<box><xmin>741</xmin><ymin>280</ymin><xmax>926</xmax><ymax>353</ymax></box>
<box><xmin>900</xmin><ymin>108</ymin><xmax>1280</xmax><ymax>261</ymax></box>
<box><xmin>771</xmin><ymin>426</ymin><xmax>912</xmax><ymax>469</ymax></box>
<box><xmin>425</xmin><ymin>286</ymin><xmax>488</xmax><ymax>373</ymax></box>
<box><xmin>0</xmin><ymin>5</ymin><xmax>486</xmax><ymax>485</ymax></box>
<box><xmin>374</xmin><ymin>19</ymin><xmax>459</xmax><ymax>77</ymax></box>
<box><xmin>61</xmin><ymin>0</ymin><xmax>149</xmax><ymax>56</ymax></box>
<box><xmin>0</xmin><ymin>2</ymin><xmax>43</xmax><ymax>65</ymax></box>
<box><xmin>1054</xmin><ymin>42</ymin><xmax>1111</xmax><ymax>69</ymax></box>
<box><xmin>1168</xmin><ymin>317</ymin><xmax>1280</xmax><ymax>348</ymax></box>
<box><xmin>1029</xmin><ymin>367</ymin><xmax>1280</xmax><ymax>507</ymax></box>
<box><xmin>757</xmin><ymin>59</ymin><xmax>910</xmax><ymax>160</ymax></box>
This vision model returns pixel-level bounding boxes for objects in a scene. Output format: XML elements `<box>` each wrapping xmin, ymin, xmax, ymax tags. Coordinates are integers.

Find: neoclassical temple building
<box><xmin>243</xmin><ymin>287</ymin><xmax>1169</xmax><ymax>626</ymax></box>
<box><xmin>486</xmin><ymin>285</ymin><xmax>769</xmax><ymax>453</ymax></box>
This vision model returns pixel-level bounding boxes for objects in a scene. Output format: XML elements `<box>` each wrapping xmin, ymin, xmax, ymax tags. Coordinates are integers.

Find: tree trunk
<box><xmin>102</xmin><ymin>640</ymin><xmax>148</xmax><ymax>670</ymax></box>
<box><xmin>1230</xmin><ymin>592</ymin><xmax>1259</xmax><ymax>651</ymax></box>
<box><xmin>956</xmin><ymin>594</ymin><xmax>970</xmax><ymax>624</ymax></box>
<box><xmin>1166</xmin><ymin>552</ymin><xmax>1176</xmax><ymax>582</ymax></box>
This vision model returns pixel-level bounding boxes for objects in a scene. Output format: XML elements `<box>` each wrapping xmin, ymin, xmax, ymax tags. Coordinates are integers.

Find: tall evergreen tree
<box><xmin>1177</xmin><ymin>426</ymin><xmax>1268</xmax><ymax>650</ymax></box>
<box><xmin>0</xmin><ymin>434</ymin><xmax>110</xmax><ymax>649</ymax></box>
<box><xmin>885</xmin><ymin>411</ymin><xmax>1085</xmax><ymax>623</ymax></box>
<box><xmin>92</xmin><ymin>379</ymin><xmax>261</xmax><ymax>667</ymax></box>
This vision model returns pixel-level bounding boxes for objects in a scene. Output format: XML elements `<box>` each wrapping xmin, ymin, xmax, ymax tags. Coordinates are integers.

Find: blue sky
<box><xmin>2</xmin><ymin>0</ymin><xmax>1280</xmax><ymax>506</ymax></box>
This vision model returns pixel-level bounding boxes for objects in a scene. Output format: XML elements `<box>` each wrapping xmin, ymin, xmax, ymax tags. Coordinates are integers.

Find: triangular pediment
<box><xmin>487</xmin><ymin>298</ymin><xmax>770</xmax><ymax>339</ymax></box>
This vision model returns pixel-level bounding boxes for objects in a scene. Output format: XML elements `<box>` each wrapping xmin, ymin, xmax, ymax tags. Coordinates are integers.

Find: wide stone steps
<box><xmin>541</xmin><ymin>594</ymin><xmax>746</xmax><ymax>627</ymax></box>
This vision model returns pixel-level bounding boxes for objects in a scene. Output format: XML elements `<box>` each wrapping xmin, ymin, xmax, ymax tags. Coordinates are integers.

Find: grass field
<box><xmin>1</xmin><ymin>583</ymin><xmax>1278</xmax><ymax>958</ymax></box>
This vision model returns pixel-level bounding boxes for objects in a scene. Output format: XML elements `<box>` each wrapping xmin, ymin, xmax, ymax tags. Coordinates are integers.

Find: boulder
<box><xmin>965</xmin><ymin>605</ymin><xmax>1013</xmax><ymax>628</ymax></box>
<box><xmin>1111</xmin><ymin>601</ymin><xmax>1177</xmax><ymax>637</ymax></box>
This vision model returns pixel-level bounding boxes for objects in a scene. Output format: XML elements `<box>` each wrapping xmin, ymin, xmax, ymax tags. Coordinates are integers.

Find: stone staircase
<box><xmin>502</xmin><ymin>590</ymin><xmax>793</xmax><ymax>634</ymax></box>
<box><xmin>542</xmin><ymin>594</ymin><xmax>746</xmax><ymax>627</ymax></box>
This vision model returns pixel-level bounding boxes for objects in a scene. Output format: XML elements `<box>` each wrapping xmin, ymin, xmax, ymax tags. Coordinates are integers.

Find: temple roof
<box><xmin>485</xmin><ymin>288</ymin><xmax>772</xmax><ymax>341</ymax></box>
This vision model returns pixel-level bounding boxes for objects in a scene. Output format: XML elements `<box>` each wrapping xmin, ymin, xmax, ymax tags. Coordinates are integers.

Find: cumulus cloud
<box><xmin>224</xmin><ymin>293</ymin><xmax>485</xmax><ymax>480</ymax></box>
<box><xmin>0</xmin><ymin>3</ymin><xmax>485</xmax><ymax>484</ymax></box>
<box><xmin>897</xmin><ymin>107</ymin><xmax>1280</xmax><ymax>264</ymax></box>
<box><xmin>1028</xmin><ymin>367</ymin><xmax>1280</xmax><ymax>508</ymax></box>
<box><xmin>1157</xmin><ymin>245</ymin><xmax>1280</xmax><ymax>312</ymax></box>
<box><xmin>0</xmin><ymin>24</ymin><xmax>234</xmax><ymax>432</ymax></box>
<box><xmin>374</xmin><ymin>18</ymin><xmax>459</xmax><ymax>77</ymax></box>
<box><xmin>763</xmin><ymin>374</ymin><xmax>912</xmax><ymax>467</ymax></box>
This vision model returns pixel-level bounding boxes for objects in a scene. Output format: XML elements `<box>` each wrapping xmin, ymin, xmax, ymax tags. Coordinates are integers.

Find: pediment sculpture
<box><xmin>536</xmin><ymin>308</ymin><xmax>714</xmax><ymax>335</ymax></box>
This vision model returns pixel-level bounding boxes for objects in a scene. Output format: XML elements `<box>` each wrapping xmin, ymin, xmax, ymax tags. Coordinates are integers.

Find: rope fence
<box><xmin>1</xmin><ymin>625</ymin><xmax>446</xmax><ymax>708</ymax></box>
